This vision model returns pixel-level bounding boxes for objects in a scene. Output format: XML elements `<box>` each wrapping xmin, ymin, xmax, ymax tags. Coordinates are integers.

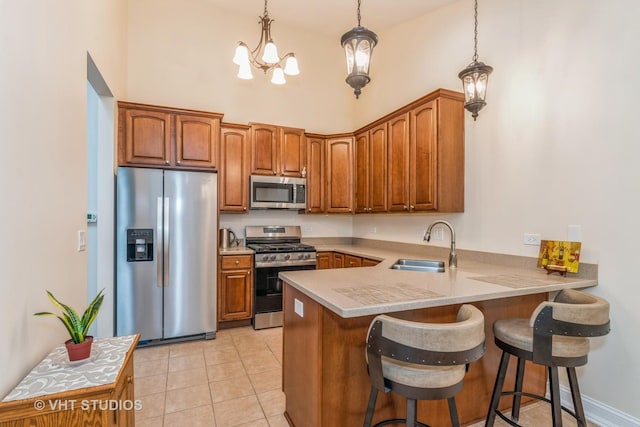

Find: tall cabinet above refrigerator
<box><xmin>116</xmin><ymin>167</ymin><xmax>217</xmax><ymax>343</ymax></box>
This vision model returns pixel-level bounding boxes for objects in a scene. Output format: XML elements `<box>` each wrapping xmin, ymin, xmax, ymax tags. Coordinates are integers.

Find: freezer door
<box><xmin>116</xmin><ymin>167</ymin><xmax>164</xmax><ymax>341</ymax></box>
<box><xmin>163</xmin><ymin>171</ymin><xmax>218</xmax><ymax>338</ymax></box>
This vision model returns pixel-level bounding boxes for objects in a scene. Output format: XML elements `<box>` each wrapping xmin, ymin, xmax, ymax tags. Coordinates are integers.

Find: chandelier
<box><xmin>458</xmin><ymin>0</ymin><xmax>493</xmax><ymax>120</ymax></box>
<box><xmin>232</xmin><ymin>0</ymin><xmax>300</xmax><ymax>85</ymax></box>
<box><xmin>341</xmin><ymin>0</ymin><xmax>378</xmax><ymax>99</ymax></box>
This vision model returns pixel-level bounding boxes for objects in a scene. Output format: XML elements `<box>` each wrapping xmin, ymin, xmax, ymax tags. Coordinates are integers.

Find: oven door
<box><xmin>254</xmin><ymin>264</ymin><xmax>316</xmax><ymax>314</ymax></box>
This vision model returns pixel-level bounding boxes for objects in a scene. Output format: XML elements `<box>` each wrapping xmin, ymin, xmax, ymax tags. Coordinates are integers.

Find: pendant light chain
<box><xmin>264</xmin><ymin>0</ymin><xmax>268</xmax><ymax>17</ymax></box>
<box><xmin>357</xmin><ymin>0</ymin><xmax>362</xmax><ymax>26</ymax></box>
<box><xmin>473</xmin><ymin>0</ymin><xmax>479</xmax><ymax>62</ymax></box>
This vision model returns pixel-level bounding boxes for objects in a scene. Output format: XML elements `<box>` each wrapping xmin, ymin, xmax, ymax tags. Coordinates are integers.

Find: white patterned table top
<box><xmin>2</xmin><ymin>335</ymin><xmax>137</xmax><ymax>402</ymax></box>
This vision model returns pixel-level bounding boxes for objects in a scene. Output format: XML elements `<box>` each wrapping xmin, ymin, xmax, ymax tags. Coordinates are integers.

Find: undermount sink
<box><xmin>390</xmin><ymin>259</ymin><xmax>446</xmax><ymax>273</ymax></box>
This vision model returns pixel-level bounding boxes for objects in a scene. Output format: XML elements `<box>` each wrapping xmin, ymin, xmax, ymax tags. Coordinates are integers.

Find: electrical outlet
<box><xmin>433</xmin><ymin>227</ymin><xmax>444</xmax><ymax>241</ymax></box>
<box><xmin>302</xmin><ymin>225</ymin><xmax>312</xmax><ymax>233</ymax></box>
<box><xmin>371</xmin><ymin>226</ymin><xmax>377</xmax><ymax>234</ymax></box>
<box><xmin>523</xmin><ymin>233</ymin><xmax>541</xmax><ymax>246</ymax></box>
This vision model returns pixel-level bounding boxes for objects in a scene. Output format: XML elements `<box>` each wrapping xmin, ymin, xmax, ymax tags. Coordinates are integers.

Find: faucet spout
<box><xmin>424</xmin><ymin>220</ymin><xmax>457</xmax><ymax>269</ymax></box>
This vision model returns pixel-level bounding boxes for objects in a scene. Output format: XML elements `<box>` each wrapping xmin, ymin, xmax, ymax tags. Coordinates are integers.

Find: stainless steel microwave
<box><xmin>250</xmin><ymin>175</ymin><xmax>307</xmax><ymax>210</ymax></box>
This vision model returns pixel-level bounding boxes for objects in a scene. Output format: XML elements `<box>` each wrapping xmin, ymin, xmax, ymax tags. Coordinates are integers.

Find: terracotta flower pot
<box><xmin>65</xmin><ymin>336</ymin><xmax>93</xmax><ymax>361</ymax></box>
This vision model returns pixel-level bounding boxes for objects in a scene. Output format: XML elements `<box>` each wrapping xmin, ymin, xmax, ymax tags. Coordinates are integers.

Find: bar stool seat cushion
<box><xmin>381</xmin><ymin>359</ymin><xmax>466</xmax><ymax>388</ymax></box>
<box><xmin>494</xmin><ymin>318</ymin><xmax>590</xmax><ymax>358</ymax></box>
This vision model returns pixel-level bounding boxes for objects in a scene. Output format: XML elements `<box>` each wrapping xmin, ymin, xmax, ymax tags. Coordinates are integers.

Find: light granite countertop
<box><xmin>280</xmin><ymin>241</ymin><xmax>598</xmax><ymax>318</ymax></box>
<box><xmin>219</xmin><ymin>246</ymin><xmax>254</xmax><ymax>255</ymax></box>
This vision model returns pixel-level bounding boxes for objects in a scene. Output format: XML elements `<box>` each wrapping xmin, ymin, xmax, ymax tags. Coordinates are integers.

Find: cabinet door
<box><xmin>362</xmin><ymin>258</ymin><xmax>380</xmax><ymax>267</ymax></box>
<box><xmin>354</xmin><ymin>132</ymin><xmax>369</xmax><ymax>213</ymax></box>
<box><xmin>333</xmin><ymin>252</ymin><xmax>345</xmax><ymax>268</ymax></box>
<box><xmin>410</xmin><ymin>100</ymin><xmax>438</xmax><ymax>211</ymax></box>
<box><xmin>326</xmin><ymin>137</ymin><xmax>353</xmax><ymax>213</ymax></box>
<box><xmin>250</xmin><ymin>124</ymin><xmax>278</xmax><ymax>175</ymax></box>
<box><xmin>119</xmin><ymin>108</ymin><xmax>171</xmax><ymax>167</ymax></box>
<box><xmin>316</xmin><ymin>252</ymin><xmax>333</xmax><ymax>269</ymax></box>
<box><xmin>219</xmin><ymin>125</ymin><xmax>249</xmax><ymax>212</ymax></box>
<box><xmin>280</xmin><ymin>127</ymin><xmax>306</xmax><ymax>177</ymax></box>
<box><xmin>306</xmin><ymin>137</ymin><xmax>325</xmax><ymax>213</ymax></box>
<box><xmin>369</xmin><ymin>123</ymin><xmax>388</xmax><ymax>212</ymax></box>
<box><xmin>344</xmin><ymin>254</ymin><xmax>362</xmax><ymax>268</ymax></box>
<box><xmin>219</xmin><ymin>270</ymin><xmax>253</xmax><ymax>321</ymax></box>
<box><xmin>112</xmin><ymin>357</ymin><xmax>134</xmax><ymax>426</ymax></box>
<box><xmin>175</xmin><ymin>114</ymin><xmax>219</xmax><ymax>169</ymax></box>
<box><xmin>387</xmin><ymin>113</ymin><xmax>410</xmax><ymax>212</ymax></box>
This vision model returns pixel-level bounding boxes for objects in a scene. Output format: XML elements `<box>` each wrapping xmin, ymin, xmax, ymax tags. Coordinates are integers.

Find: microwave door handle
<box><xmin>292</xmin><ymin>184</ymin><xmax>297</xmax><ymax>205</ymax></box>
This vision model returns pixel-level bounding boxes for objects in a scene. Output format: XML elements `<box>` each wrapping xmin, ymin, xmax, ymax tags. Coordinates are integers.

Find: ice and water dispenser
<box><xmin>126</xmin><ymin>229</ymin><xmax>154</xmax><ymax>262</ymax></box>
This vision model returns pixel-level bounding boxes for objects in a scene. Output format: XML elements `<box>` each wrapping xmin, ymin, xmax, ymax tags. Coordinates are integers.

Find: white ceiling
<box><xmin>204</xmin><ymin>0</ymin><xmax>458</xmax><ymax>37</ymax></box>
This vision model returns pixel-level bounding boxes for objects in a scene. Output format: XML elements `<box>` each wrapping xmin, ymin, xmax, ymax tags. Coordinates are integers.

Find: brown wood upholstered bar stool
<box><xmin>363</xmin><ymin>304</ymin><xmax>485</xmax><ymax>427</ymax></box>
<box><xmin>485</xmin><ymin>289</ymin><xmax>610</xmax><ymax>427</ymax></box>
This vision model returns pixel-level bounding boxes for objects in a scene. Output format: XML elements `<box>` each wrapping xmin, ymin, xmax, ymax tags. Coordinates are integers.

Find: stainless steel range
<box><xmin>246</xmin><ymin>225</ymin><xmax>316</xmax><ymax>329</ymax></box>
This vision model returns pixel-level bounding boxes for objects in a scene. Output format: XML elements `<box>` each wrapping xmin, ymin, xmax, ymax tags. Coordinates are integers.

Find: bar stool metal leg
<box><xmin>567</xmin><ymin>367</ymin><xmax>587</xmax><ymax>427</ymax></box>
<box><xmin>548</xmin><ymin>367</ymin><xmax>563</xmax><ymax>427</ymax></box>
<box><xmin>406</xmin><ymin>398</ymin><xmax>417</xmax><ymax>427</ymax></box>
<box><xmin>485</xmin><ymin>351</ymin><xmax>511</xmax><ymax>427</ymax></box>
<box><xmin>511</xmin><ymin>357</ymin><xmax>526</xmax><ymax>421</ymax></box>
<box><xmin>447</xmin><ymin>397</ymin><xmax>460</xmax><ymax>427</ymax></box>
<box><xmin>363</xmin><ymin>387</ymin><xmax>378</xmax><ymax>427</ymax></box>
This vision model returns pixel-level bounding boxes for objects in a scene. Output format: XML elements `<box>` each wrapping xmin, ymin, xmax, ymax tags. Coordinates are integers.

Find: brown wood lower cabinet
<box><xmin>218</xmin><ymin>254</ymin><xmax>253</xmax><ymax>322</ymax></box>
<box><xmin>316</xmin><ymin>251</ymin><xmax>380</xmax><ymax>269</ymax></box>
<box><xmin>283</xmin><ymin>285</ymin><xmax>546</xmax><ymax>427</ymax></box>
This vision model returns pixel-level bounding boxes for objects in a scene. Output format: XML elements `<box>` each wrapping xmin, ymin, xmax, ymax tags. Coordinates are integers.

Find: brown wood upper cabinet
<box><xmin>355</xmin><ymin>123</ymin><xmax>388</xmax><ymax>213</ymax></box>
<box><xmin>306</xmin><ymin>135</ymin><xmax>326</xmax><ymax>213</ymax></box>
<box><xmin>250</xmin><ymin>123</ymin><xmax>306</xmax><ymax>177</ymax></box>
<box><xmin>385</xmin><ymin>90</ymin><xmax>464</xmax><ymax>213</ymax></box>
<box><xmin>219</xmin><ymin>123</ymin><xmax>250</xmax><ymax>213</ymax></box>
<box><xmin>118</xmin><ymin>101</ymin><xmax>221</xmax><ymax>170</ymax></box>
<box><xmin>326</xmin><ymin>135</ymin><xmax>354</xmax><ymax>213</ymax></box>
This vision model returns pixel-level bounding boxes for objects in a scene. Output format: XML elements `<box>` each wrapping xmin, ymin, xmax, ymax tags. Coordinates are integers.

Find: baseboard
<box><xmin>559</xmin><ymin>385</ymin><xmax>640</xmax><ymax>427</ymax></box>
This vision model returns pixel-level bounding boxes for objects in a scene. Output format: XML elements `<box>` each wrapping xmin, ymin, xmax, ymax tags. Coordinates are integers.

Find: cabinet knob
<box><xmin>273</xmin><ymin>170</ymin><xmax>277</xmax><ymax>175</ymax></box>
<box><xmin>410</xmin><ymin>205</ymin><xmax>415</xmax><ymax>210</ymax></box>
<box><xmin>165</xmin><ymin>160</ymin><xmax>170</xmax><ymax>165</ymax></box>
<box><xmin>243</xmin><ymin>207</ymin><xmax>247</xmax><ymax>211</ymax></box>
<box><xmin>308</xmin><ymin>208</ymin><xmax>311</xmax><ymax>212</ymax></box>
<box><xmin>177</xmin><ymin>160</ymin><xmax>181</xmax><ymax>164</ymax></box>
<box><xmin>403</xmin><ymin>205</ymin><xmax>408</xmax><ymax>210</ymax></box>
<box><xmin>126</xmin><ymin>375</ymin><xmax>133</xmax><ymax>384</ymax></box>
<box><xmin>235</xmin><ymin>260</ymin><xmax>240</xmax><ymax>265</ymax></box>
<box><xmin>247</xmin><ymin>270</ymin><xmax>251</xmax><ymax>275</ymax></box>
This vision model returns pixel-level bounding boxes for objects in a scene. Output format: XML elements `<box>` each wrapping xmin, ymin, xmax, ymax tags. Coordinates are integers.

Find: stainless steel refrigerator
<box><xmin>116</xmin><ymin>167</ymin><xmax>217</xmax><ymax>342</ymax></box>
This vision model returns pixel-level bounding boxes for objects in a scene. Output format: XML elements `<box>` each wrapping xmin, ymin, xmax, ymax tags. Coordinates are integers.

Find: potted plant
<box><xmin>35</xmin><ymin>289</ymin><xmax>105</xmax><ymax>361</ymax></box>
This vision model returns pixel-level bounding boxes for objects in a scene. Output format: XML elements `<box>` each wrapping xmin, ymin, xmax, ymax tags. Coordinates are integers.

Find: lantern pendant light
<box><xmin>341</xmin><ymin>0</ymin><xmax>378</xmax><ymax>99</ymax></box>
<box><xmin>232</xmin><ymin>0</ymin><xmax>299</xmax><ymax>85</ymax></box>
<box><xmin>458</xmin><ymin>0</ymin><xmax>493</xmax><ymax>120</ymax></box>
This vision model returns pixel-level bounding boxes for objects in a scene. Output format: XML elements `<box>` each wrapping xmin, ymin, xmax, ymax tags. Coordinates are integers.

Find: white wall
<box><xmin>353</xmin><ymin>0</ymin><xmax>640</xmax><ymax>419</ymax></box>
<box><xmin>126</xmin><ymin>0</ymin><xmax>638</xmax><ymax>420</ymax></box>
<box><xmin>0</xmin><ymin>0</ymin><xmax>127</xmax><ymax>397</ymax></box>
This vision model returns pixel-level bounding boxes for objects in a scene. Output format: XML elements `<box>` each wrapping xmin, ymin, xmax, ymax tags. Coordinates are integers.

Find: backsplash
<box><xmin>219</xmin><ymin>211</ymin><xmax>353</xmax><ymax>240</ymax></box>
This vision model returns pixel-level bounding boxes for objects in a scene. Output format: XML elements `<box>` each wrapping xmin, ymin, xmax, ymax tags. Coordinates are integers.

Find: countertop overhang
<box><xmin>279</xmin><ymin>242</ymin><xmax>597</xmax><ymax>318</ymax></box>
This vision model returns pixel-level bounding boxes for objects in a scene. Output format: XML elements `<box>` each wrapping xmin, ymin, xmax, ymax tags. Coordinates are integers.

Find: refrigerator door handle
<box><xmin>156</xmin><ymin>197</ymin><xmax>163</xmax><ymax>288</ymax></box>
<box><xmin>164</xmin><ymin>197</ymin><xmax>170</xmax><ymax>287</ymax></box>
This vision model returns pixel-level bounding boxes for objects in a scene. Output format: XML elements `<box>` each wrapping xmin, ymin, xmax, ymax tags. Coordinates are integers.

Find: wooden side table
<box><xmin>0</xmin><ymin>334</ymin><xmax>140</xmax><ymax>427</ymax></box>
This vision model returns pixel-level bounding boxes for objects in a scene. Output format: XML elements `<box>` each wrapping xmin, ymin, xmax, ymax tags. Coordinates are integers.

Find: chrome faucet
<box><xmin>424</xmin><ymin>220</ymin><xmax>457</xmax><ymax>269</ymax></box>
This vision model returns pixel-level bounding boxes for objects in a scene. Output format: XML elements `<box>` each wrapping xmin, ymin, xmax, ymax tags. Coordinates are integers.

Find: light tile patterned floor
<box><xmin>133</xmin><ymin>326</ymin><xmax>598</xmax><ymax>427</ymax></box>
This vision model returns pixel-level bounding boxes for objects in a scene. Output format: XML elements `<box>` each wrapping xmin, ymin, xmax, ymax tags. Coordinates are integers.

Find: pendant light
<box><xmin>232</xmin><ymin>0</ymin><xmax>299</xmax><ymax>85</ymax></box>
<box><xmin>458</xmin><ymin>0</ymin><xmax>493</xmax><ymax>120</ymax></box>
<box><xmin>341</xmin><ymin>0</ymin><xmax>378</xmax><ymax>99</ymax></box>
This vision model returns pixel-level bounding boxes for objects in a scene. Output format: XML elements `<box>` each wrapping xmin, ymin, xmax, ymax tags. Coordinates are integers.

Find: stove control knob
<box><xmin>304</xmin><ymin>253</ymin><xmax>311</xmax><ymax>259</ymax></box>
<box><xmin>298</xmin><ymin>253</ymin><xmax>304</xmax><ymax>259</ymax></box>
<box><xmin>262</xmin><ymin>255</ymin><xmax>269</xmax><ymax>262</ymax></box>
<box><xmin>284</xmin><ymin>254</ymin><xmax>291</xmax><ymax>261</ymax></box>
<box><xmin>269</xmin><ymin>255</ymin><xmax>277</xmax><ymax>261</ymax></box>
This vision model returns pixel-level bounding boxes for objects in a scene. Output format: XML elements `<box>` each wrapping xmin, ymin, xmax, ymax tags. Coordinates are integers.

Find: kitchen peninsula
<box><xmin>279</xmin><ymin>242</ymin><xmax>597</xmax><ymax>427</ymax></box>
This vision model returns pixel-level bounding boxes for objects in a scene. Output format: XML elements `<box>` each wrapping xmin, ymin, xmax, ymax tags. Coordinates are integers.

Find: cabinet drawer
<box><xmin>221</xmin><ymin>255</ymin><xmax>253</xmax><ymax>270</ymax></box>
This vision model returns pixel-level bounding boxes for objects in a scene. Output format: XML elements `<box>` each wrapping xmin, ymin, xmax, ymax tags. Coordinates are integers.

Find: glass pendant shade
<box><xmin>458</xmin><ymin>61</ymin><xmax>493</xmax><ymax>120</ymax></box>
<box><xmin>237</xmin><ymin>62</ymin><xmax>254</xmax><ymax>80</ymax></box>
<box><xmin>283</xmin><ymin>56</ymin><xmax>300</xmax><ymax>75</ymax></box>
<box><xmin>233</xmin><ymin>44</ymin><xmax>250</xmax><ymax>66</ymax></box>
<box><xmin>262</xmin><ymin>41</ymin><xmax>279</xmax><ymax>64</ymax></box>
<box><xmin>271</xmin><ymin>67</ymin><xmax>286</xmax><ymax>85</ymax></box>
<box><xmin>341</xmin><ymin>26</ymin><xmax>378</xmax><ymax>98</ymax></box>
